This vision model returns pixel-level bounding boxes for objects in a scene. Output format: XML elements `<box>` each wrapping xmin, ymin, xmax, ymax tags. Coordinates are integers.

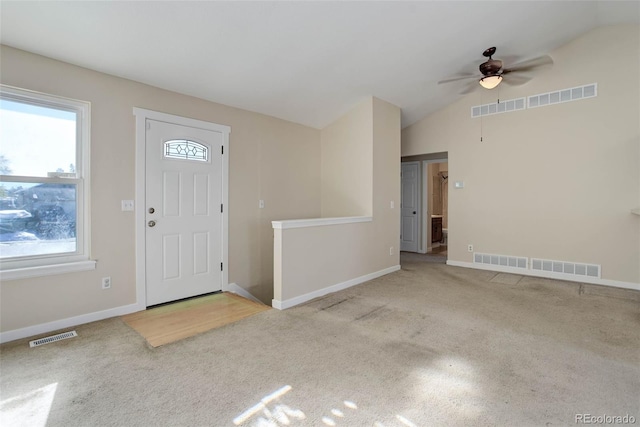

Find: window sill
<box><xmin>0</xmin><ymin>260</ymin><xmax>96</xmax><ymax>281</ymax></box>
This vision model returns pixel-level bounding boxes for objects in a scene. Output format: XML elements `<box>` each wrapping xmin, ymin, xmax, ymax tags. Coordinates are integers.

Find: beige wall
<box><xmin>0</xmin><ymin>45</ymin><xmax>321</xmax><ymax>332</ymax></box>
<box><xmin>274</xmin><ymin>97</ymin><xmax>401</xmax><ymax>304</ymax></box>
<box><xmin>402</xmin><ymin>25</ymin><xmax>640</xmax><ymax>284</ymax></box>
<box><xmin>275</xmin><ymin>221</ymin><xmax>374</xmax><ymax>301</ymax></box>
<box><xmin>371</xmin><ymin>97</ymin><xmax>402</xmax><ymax>267</ymax></box>
<box><xmin>320</xmin><ymin>99</ymin><xmax>373</xmax><ymax>217</ymax></box>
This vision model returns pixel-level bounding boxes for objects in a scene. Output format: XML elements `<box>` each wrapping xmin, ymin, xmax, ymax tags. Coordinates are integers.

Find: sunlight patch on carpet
<box><xmin>232</xmin><ymin>386</ymin><xmax>421</xmax><ymax>427</ymax></box>
<box><xmin>233</xmin><ymin>385</ymin><xmax>304</xmax><ymax>425</ymax></box>
<box><xmin>0</xmin><ymin>383</ymin><xmax>57</xmax><ymax>427</ymax></box>
<box><xmin>415</xmin><ymin>357</ymin><xmax>485</xmax><ymax>421</ymax></box>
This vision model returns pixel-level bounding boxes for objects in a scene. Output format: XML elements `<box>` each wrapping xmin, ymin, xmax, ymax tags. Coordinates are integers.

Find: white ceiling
<box><xmin>1</xmin><ymin>1</ymin><xmax>638</xmax><ymax>129</ymax></box>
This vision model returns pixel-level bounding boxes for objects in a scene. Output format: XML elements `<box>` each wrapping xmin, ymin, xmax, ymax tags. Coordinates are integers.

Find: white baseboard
<box><xmin>272</xmin><ymin>265</ymin><xmax>401</xmax><ymax>310</ymax></box>
<box><xmin>446</xmin><ymin>260</ymin><xmax>640</xmax><ymax>292</ymax></box>
<box><xmin>0</xmin><ymin>302</ymin><xmax>144</xmax><ymax>344</ymax></box>
<box><xmin>225</xmin><ymin>282</ymin><xmax>262</xmax><ymax>304</ymax></box>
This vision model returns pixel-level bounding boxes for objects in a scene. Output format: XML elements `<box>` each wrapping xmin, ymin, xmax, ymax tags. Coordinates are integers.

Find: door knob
<box><xmin>148</xmin><ymin>220</ymin><xmax>156</xmax><ymax>227</ymax></box>
<box><xmin>413</xmin><ymin>211</ymin><xmax>417</xmax><ymax>214</ymax></box>
<box><xmin>148</xmin><ymin>207</ymin><xmax>155</xmax><ymax>214</ymax></box>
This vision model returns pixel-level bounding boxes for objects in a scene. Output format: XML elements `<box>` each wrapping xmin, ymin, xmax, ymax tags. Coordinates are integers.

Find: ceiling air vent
<box><xmin>528</xmin><ymin>83</ymin><xmax>597</xmax><ymax>109</ymax></box>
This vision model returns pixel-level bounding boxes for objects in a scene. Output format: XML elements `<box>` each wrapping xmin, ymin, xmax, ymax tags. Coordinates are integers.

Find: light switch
<box><xmin>259</xmin><ymin>200</ymin><xmax>265</xmax><ymax>209</ymax></box>
<box><xmin>454</xmin><ymin>181</ymin><xmax>464</xmax><ymax>189</ymax></box>
<box><xmin>121</xmin><ymin>200</ymin><xmax>134</xmax><ymax>211</ymax></box>
<box><xmin>390</xmin><ymin>201</ymin><xmax>394</xmax><ymax>209</ymax></box>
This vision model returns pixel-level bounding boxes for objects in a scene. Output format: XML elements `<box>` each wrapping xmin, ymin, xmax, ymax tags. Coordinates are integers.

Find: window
<box><xmin>0</xmin><ymin>85</ymin><xmax>93</xmax><ymax>277</ymax></box>
<box><xmin>164</xmin><ymin>139</ymin><xmax>209</xmax><ymax>162</ymax></box>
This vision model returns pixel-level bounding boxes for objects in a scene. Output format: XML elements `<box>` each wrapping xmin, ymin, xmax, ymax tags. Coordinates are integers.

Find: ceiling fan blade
<box><xmin>438</xmin><ymin>74</ymin><xmax>479</xmax><ymax>84</ymax></box>
<box><xmin>503</xmin><ymin>74</ymin><xmax>532</xmax><ymax>86</ymax></box>
<box><xmin>495</xmin><ymin>54</ymin><xmax>520</xmax><ymax>66</ymax></box>
<box><xmin>459</xmin><ymin>80</ymin><xmax>478</xmax><ymax>95</ymax></box>
<box><xmin>503</xmin><ymin>55</ymin><xmax>553</xmax><ymax>73</ymax></box>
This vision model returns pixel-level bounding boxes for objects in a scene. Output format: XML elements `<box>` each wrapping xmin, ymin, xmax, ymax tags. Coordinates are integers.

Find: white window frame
<box><xmin>0</xmin><ymin>85</ymin><xmax>95</xmax><ymax>280</ymax></box>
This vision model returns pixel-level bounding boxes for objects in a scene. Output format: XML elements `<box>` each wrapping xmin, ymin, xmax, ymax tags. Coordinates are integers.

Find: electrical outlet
<box><xmin>102</xmin><ymin>277</ymin><xmax>111</xmax><ymax>289</ymax></box>
<box><xmin>259</xmin><ymin>200</ymin><xmax>265</xmax><ymax>209</ymax></box>
<box><xmin>390</xmin><ymin>246</ymin><xmax>394</xmax><ymax>255</ymax></box>
<box><xmin>467</xmin><ymin>244</ymin><xmax>473</xmax><ymax>252</ymax></box>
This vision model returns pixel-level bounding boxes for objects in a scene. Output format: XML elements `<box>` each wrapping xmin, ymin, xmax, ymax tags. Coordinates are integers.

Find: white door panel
<box><xmin>146</xmin><ymin>119</ymin><xmax>223</xmax><ymax>306</ymax></box>
<box><xmin>400</xmin><ymin>162</ymin><xmax>419</xmax><ymax>252</ymax></box>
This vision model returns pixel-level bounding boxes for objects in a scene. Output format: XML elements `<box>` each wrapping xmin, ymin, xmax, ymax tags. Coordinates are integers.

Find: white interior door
<box><xmin>400</xmin><ymin>162</ymin><xmax>419</xmax><ymax>252</ymax></box>
<box><xmin>145</xmin><ymin>119</ymin><xmax>224</xmax><ymax>306</ymax></box>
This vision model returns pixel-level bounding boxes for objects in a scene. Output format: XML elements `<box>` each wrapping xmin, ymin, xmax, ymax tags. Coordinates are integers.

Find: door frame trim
<box><xmin>133</xmin><ymin>108</ymin><xmax>230</xmax><ymax>310</ymax></box>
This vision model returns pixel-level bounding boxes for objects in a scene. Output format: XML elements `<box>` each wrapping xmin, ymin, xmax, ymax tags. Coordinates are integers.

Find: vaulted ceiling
<box><xmin>1</xmin><ymin>1</ymin><xmax>638</xmax><ymax>128</ymax></box>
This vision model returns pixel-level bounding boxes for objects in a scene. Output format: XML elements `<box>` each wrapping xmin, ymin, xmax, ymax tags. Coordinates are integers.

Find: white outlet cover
<box><xmin>121</xmin><ymin>200</ymin><xmax>134</xmax><ymax>211</ymax></box>
<box><xmin>454</xmin><ymin>181</ymin><xmax>464</xmax><ymax>189</ymax></box>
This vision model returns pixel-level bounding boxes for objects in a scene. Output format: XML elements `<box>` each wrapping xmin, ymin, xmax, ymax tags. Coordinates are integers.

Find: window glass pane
<box><xmin>0</xmin><ymin>99</ymin><xmax>77</xmax><ymax>177</ymax></box>
<box><xmin>164</xmin><ymin>139</ymin><xmax>208</xmax><ymax>162</ymax></box>
<box><xmin>0</xmin><ymin>182</ymin><xmax>76</xmax><ymax>258</ymax></box>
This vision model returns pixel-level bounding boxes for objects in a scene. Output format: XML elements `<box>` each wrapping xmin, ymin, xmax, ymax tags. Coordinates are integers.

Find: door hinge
<box><xmin>146</xmin><ymin>121</ymin><xmax>151</xmax><ymax>130</ymax></box>
<box><xmin>220</xmin><ymin>262</ymin><xmax>223</xmax><ymax>271</ymax></box>
<box><xmin>221</xmin><ymin>204</ymin><xmax>223</xmax><ymax>213</ymax></box>
<box><xmin>221</xmin><ymin>146</ymin><xmax>224</xmax><ymax>155</ymax></box>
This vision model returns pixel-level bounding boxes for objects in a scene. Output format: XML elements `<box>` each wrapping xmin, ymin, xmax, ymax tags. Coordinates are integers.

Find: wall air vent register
<box><xmin>471</xmin><ymin>83</ymin><xmax>597</xmax><ymax>118</ymax></box>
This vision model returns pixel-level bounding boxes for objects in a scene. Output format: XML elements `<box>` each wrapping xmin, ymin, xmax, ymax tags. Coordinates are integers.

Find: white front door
<box><xmin>145</xmin><ymin>119</ymin><xmax>224</xmax><ymax>306</ymax></box>
<box><xmin>400</xmin><ymin>162</ymin><xmax>419</xmax><ymax>252</ymax></box>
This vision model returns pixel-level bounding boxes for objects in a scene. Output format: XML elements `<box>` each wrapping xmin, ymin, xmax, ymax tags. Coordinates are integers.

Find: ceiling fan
<box><xmin>438</xmin><ymin>47</ymin><xmax>553</xmax><ymax>94</ymax></box>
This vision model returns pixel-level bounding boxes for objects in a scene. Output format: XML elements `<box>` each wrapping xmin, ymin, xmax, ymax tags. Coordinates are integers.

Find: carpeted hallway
<box><xmin>1</xmin><ymin>258</ymin><xmax>638</xmax><ymax>426</ymax></box>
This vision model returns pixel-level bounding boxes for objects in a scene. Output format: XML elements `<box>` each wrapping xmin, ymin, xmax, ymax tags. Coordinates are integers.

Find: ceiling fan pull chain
<box><xmin>480</xmin><ymin>91</ymin><xmax>484</xmax><ymax>142</ymax></box>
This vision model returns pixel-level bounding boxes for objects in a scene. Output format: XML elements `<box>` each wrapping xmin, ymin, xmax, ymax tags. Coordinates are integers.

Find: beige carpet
<box><xmin>122</xmin><ymin>292</ymin><xmax>270</xmax><ymax>347</ymax></box>
<box><xmin>1</xmin><ymin>259</ymin><xmax>638</xmax><ymax>426</ymax></box>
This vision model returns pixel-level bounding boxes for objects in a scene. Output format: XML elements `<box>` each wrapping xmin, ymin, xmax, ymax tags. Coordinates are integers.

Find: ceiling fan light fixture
<box><xmin>479</xmin><ymin>75</ymin><xmax>503</xmax><ymax>89</ymax></box>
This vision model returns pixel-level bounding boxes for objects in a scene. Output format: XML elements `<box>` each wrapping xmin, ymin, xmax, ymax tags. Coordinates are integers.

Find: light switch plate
<box><xmin>121</xmin><ymin>200</ymin><xmax>134</xmax><ymax>211</ymax></box>
<box><xmin>454</xmin><ymin>181</ymin><xmax>464</xmax><ymax>189</ymax></box>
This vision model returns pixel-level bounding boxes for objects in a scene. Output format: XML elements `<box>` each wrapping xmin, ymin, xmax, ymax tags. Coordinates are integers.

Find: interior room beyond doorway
<box><xmin>426</xmin><ymin>160</ymin><xmax>448</xmax><ymax>257</ymax></box>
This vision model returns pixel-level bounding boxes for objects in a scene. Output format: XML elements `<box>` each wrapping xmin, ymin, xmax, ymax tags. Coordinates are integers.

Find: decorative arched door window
<box><xmin>164</xmin><ymin>139</ymin><xmax>209</xmax><ymax>162</ymax></box>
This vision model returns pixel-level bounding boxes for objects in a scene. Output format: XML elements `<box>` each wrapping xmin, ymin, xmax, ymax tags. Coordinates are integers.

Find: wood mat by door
<box><xmin>122</xmin><ymin>292</ymin><xmax>270</xmax><ymax>347</ymax></box>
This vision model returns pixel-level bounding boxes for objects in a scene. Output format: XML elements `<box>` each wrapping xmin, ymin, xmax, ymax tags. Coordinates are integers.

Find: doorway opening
<box><xmin>425</xmin><ymin>160</ymin><xmax>448</xmax><ymax>260</ymax></box>
<box><xmin>400</xmin><ymin>152</ymin><xmax>448</xmax><ymax>265</ymax></box>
